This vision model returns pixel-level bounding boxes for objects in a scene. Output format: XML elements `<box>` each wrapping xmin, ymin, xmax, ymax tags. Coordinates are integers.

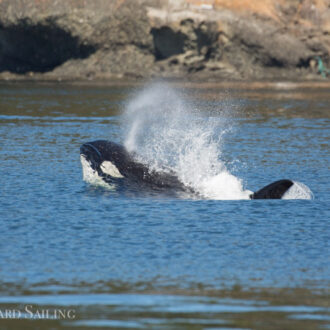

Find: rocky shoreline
<box><xmin>0</xmin><ymin>0</ymin><xmax>329</xmax><ymax>81</ymax></box>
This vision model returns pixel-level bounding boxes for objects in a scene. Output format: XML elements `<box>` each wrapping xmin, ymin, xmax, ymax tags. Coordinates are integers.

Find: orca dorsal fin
<box><xmin>250</xmin><ymin>179</ymin><xmax>294</xmax><ymax>199</ymax></box>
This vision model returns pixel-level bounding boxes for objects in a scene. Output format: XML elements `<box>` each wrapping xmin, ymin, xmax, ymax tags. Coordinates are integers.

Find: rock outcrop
<box><xmin>0</xmin><ymin>0</ymin><xmax>329</xmax><ymax>81</ymax></box>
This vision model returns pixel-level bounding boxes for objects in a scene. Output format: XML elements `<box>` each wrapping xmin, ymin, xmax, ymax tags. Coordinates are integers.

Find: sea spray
<box><xmin>282</xmin><ymin>181</ymin><xmax>313</xmax><ymax>200</ymax></box>
<box><xmin>122</xmin><ymin>83</ymin><xmax>252</xmax><ymax>200</ymax></box>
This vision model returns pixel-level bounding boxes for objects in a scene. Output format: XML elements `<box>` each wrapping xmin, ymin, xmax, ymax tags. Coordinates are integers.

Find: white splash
<box><xmin>282</xmin><ymin>181</ymin><xmax>313</xmax><ymax>200</ymax></box>
<box><xmin>122</xmin><ymin>82</ymin><xmax>251</xmax><ymax>200</ymax></box>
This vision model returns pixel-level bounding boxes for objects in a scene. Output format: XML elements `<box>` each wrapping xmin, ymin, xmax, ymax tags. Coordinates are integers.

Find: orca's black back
<box><xmin>251</xmin><ymin>179</ymin><xmax>293</xmax><ymax>199</ymax></box>
<box><xmin>89</xmin><ymin>140</ymin><xmax>186</xmax><ymax>191</ymax></box>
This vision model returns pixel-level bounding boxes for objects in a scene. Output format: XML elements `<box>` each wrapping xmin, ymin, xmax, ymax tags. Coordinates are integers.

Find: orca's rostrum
<box><xmin>80</xmin><ymin>140</ymin><xmax>295</xmax><ymax>199</ymax></box>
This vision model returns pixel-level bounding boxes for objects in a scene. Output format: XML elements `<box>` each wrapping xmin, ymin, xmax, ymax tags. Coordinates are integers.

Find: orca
<box><xmin>80</xmin><ymin>140</ymin><xmax>185</xmax><ymax>191</ymax></box>
<box><xmin>80</xmin><ymin>140</ymin><xmax>294</xmax><ymax>199</ymax></box>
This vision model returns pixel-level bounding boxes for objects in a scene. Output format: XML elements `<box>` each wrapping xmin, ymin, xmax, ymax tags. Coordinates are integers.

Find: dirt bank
<box><xmin>0</xmin><ymin>0</ymin><xmax>329</xmax><ymax>81</ymax></box>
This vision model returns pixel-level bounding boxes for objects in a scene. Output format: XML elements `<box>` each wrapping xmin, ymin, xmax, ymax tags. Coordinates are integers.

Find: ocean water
<box><xmin>0</xmin><ymin>81</ymin><xmax>329</xmax><ymax>329</ymax></box>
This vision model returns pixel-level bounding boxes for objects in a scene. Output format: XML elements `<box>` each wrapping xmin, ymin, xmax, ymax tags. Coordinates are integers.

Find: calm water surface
<box><xmin>0</xmin><ymin>82</ymin><xmax>329</xmax><ymax>329</ymax></box>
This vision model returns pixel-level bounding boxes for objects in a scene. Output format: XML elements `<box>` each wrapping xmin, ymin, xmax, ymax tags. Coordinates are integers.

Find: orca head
<box><xmin>80</xmin><ymin>140</ymin><xmax>127</xmax><ymax>181</ymax></box>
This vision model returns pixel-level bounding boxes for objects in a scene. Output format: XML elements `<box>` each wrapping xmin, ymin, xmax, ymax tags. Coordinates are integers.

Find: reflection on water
<box><xmin>0</xmin><ymin>81</ymin><xmax>329</xmax><ymax>329</ymax></box>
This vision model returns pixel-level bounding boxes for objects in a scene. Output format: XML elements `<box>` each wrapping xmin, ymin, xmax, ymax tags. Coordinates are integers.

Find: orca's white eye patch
<box><xmin>100</xmin><ymin>161</ymin><xmax>124</xmax><ymax>178</ymax></box>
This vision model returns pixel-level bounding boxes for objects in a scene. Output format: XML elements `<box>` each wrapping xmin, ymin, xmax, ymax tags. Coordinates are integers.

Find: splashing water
<box><xmin>122</xmin><ymin>83</ymin><xmax>252</xmax><ymax>200</ymax></box>
<box><xmin>282</xmin><ymin>181</ymin><xmax>313</xmax><ymax>200</ymax></box>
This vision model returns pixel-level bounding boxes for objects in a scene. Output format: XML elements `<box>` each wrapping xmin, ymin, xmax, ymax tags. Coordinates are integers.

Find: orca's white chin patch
<box><xmin>80</xmin><ymin>155</ymin><xmax>116</xmax><ymax>189</ymax></box>
<box><xmin>80</xmin><ymin>155</ymin><xmax>102</xmax><ymax>184</ymax></box>
<box><xmin>100</xmin><ymin>161</ymin><xmax>124</xmax><ymax>178</ymax></box>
